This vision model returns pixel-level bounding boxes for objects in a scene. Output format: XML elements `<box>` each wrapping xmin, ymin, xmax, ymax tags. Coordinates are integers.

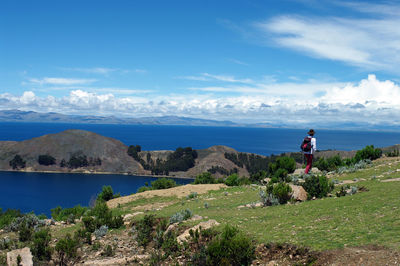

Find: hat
<box><xmin>308</xmin><ymin>129</ymin><xmax>315</xmax><ymax>135</ymax></box>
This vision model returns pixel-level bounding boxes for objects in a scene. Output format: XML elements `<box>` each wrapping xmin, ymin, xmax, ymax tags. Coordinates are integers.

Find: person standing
<box><xmin>304</xmin><ymin>129</ymin><xmax>317</xmax><ymax>174</ymax></box>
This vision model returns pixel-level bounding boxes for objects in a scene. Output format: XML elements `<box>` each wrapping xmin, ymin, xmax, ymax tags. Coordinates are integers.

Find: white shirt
<box><xmin>304</xmin><ymin>136</ymin><xmax>317</xmax><ymax>154</ymax></box>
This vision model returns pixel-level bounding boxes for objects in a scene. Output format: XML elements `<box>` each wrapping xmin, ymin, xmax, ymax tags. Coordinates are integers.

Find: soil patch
<box><xmin>107</xmin><ymin>184</ymin><xmax>227</xmax><ymax>208</ymax></box>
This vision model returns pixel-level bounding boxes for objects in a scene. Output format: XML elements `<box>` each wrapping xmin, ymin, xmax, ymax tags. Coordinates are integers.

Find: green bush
<box><xmin>0</xmin><ymin>208</ymin><xmax>22</xmax><ymax>229</ymax></box>
<box><xmin>314</xmin><ymin>155</ymin><xmax>344</xmax><ymax>172</ymax></box>
<box><xmin>38</xmin><ymin>154</ymin><xmax>56</xmax><ymax>166</ymax></box>
<box><xmin>18</xmin><ymin>222</ymin><xmax>33</xmax><ymax>242</ymax></box>
<box><xmin>97</xmin><ymin>185</ymin><xmax>118</xmax><ymax>202</ymax></box>
<box><xmin>272</xmin><ymin>182</ymin><xmax>292</xmax><ymax>204</ymax></box>
<box><xmin>250</xmin><ymin>170</ymin><xmax>267</xmax><ymax>183</ymax></box>
<box><xmin>55</xmin><ymin>234</ymin><xmax>79</xmax><ymax>266</ymax></box>
<box><xmin>386</xmin><ymin>149</ymin><xmax>399</xmax><ymax>157</ymax></box>
<box><xmin>31</xmin><ymin>228</ymin><xmax>52</xmax><ymax>261</ymax></box>
<box><xmin>275</xmin><ymin>156</ymin><xmax>296</xmax><ymax>173</ymax></box>
<box><xmin>137</xmin><ymin>186</ymin><xmax>152</xmax><ymax>193</ymax></box>
<box><xmin>225</xmin><ymin>173</ymin><xmax>240</xmax><ymax>186</ymax></box>
<box><xmin>136</xmin><ymin>214</ymin><xmax>156</xmax><ymax>247</ymax></box>
<box><xmin>354</xmin><ymin>145</ymin><xmax>382</xmax><ymax>163</ymax></box>
<box><xmin>206</xmin><ymin>224</ymin><xmax>255</xmax><ymax>266</ymax></box>
<box><xmin>194</xmin><ymin>172</ymin><xmax>217</xmax><ymax>184</ymax></box>
<box><xmin>82</xmin><ymin>216</ymin><xmax>96</xmax><ymax>233</ymax></box>
<box><xmin>51</xmin><ymin>205</ymin><xmax>87</xmax><ymax>222</ymax></box>
<box><xmin>302</xmin><ymin>174</ymin><xmax>334</xmax><ymax>199</ymax></box>
<box><xmin>151</xmin><ymin>178</ymin><xmax>177</xmax><ymax>190</ymax></box>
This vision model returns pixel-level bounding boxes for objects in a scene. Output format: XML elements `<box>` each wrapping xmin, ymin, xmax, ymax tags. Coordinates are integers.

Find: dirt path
<box><xmin>107</xmin><ymin>184</ymin><xmax>227</xmax><ymax>208</ymax></box>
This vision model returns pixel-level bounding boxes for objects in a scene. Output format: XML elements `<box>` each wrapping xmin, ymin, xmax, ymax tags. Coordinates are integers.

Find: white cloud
<box><xmin>2</xmin><ymin>75</ymin><xmax>400</xmax><ymax>126</ymax></box>
<box><xmin>255</xmin><ymin>3</ymin><xmax>400</xmax><ymax>72</ymax></box>
<box><xmin>29</xmin><ymin>77</ymin><xmax>97</xmax><ymax>85</ymax></box>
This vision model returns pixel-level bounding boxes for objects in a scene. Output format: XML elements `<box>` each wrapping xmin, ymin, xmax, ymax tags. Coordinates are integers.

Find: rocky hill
<box><xmin>0</xmin><ymin>130</ymin><xmax>145</xmax><ymax>174</ymax></box>
<box><xmin>0</xmin><ymin>130</ymin><xmax>251</xmax><ymax>177</ymax></box>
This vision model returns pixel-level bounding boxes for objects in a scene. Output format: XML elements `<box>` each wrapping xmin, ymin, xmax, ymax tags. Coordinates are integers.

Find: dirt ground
<box><xmin>253</xmin><ymin>244</ymin><xmax>400</xmax><ymax>265</ymax></box>
<box><xmin>107</xmin><ymin>184</ymin><xmax>227</xmax><ymax>208</ymax></box>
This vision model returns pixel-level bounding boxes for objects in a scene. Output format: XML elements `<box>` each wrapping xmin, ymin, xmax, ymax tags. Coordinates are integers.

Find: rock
<box><xmin>7</xmin><ymin>247</ymin><xmax>33</xmax><ymax>266</ymax></box>
<box><xmin>43</xmin><ymin>219</ymin><xmax>54</xmax><ymax>226</ymax></box>
<box><xmin>289</xmin><ymin>185</ymin><xmax>308</xmax><ymax>201</ymax></box>
<box><xmin>83</xmin><ymin>255</ymin><xmax>149</xmax><ymax>265</ymax></box>
<box><xmin>177</xmin><ymin>219</ymin><xmax>220</xmax><ymax>244</ymax></box>
<box><xmin>190</xmin><ymin>215</ymin><xmax>203</xmax><ymax>221</ymax></box>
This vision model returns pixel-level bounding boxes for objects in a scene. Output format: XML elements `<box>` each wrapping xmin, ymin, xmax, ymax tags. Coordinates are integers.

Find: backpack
<box><xmin>300</xmin><ymin>136</ymin><xmax>312</xmax><ymax>152</ymax></box>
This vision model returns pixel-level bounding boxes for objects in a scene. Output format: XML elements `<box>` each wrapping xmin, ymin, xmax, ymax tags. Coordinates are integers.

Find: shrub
<box><xmin>94</xmin><ymin>225</ymin><xmax>108</xmax><ymax>239</ymax></box>
<box><xmin>137</xmin><ymin>186</ymin><xmax>152</xmax><ymax>193</ymax></box>
<box><xmin>67</xmin><ymin>154</ymin><xmax>89</xmax><ymax>168</ymax></box>
<box><xmin>82</xmin><ymin>216</ymin><xmax>96</xmax><ymax>233</ymax></box>
<box><xmin>9</xmin><ymin>155</ymin><xmax>26</xmax><ymax>169</ymax></box>
<box><xmin>314</xmin><ymin>155</ymin><xmax>343</xmax><ymax>172</ymax></box>
<box><xmin>97</xmin><ymin>185</ymin><xmax>116</xmax><ymax>202</ymax></box>
<box><xmin>38</xmin><ymin>154</ymin><xmax>56</xmax><ymax>166</ymax></box>
<box><xmin>302</xmin><ymin>174</ymin><xmax>334</xmax><ymax>199</ymax></box>
<box><xmin>19</xmin><ymin>222</ymin><xmax>33</xmax><ymax>242</ymax></box>
<box><xmin>386</xmin><ymin>149</ymin><xmax>399</xmax><ymax>157</ymax></box>
<box><xmin>272</xmin><ymin>182</ymin><xmax>292</xmax><ymax>204</ymax></box>
<box><xmin>250</xmin><ymin>170</ymin><xmax>267</xmax><ymax>183</ymax></box>
<box><xmin>260</xmin><ymin>190</ymin><xmax>279</xmax><ymax>206</ymax></box>
<box><xmin>187</xmin><ymin>192</ymin><xmax>198</xmax><ymax>199</ymax></box>
<box><xmin>275</xmin><ymin>156</ymin><xmax>296</xmax><ymax>173</ymax></box>
<box><xmin>354</xmin><ymin>145</ymin><xmax>382</xmax><ymax>163</ymax></box>
<box><xmin>0</xmin><ymin>208</ymin><xmax>22</xmax><ymax>229</ymax></box>
<box><xmin>136</xmin><ymin>214</ymin><xmax>156</xmax><ymax>247</ymax></box>
<box><xmin>169</xmin><ymin>209</ymin><xmax>193</xmax><ymax>224</ymax></box>
<box><xmin>225</xmin><ymin>173</ymin><xmax>240</xmax><ymax>186</ymax></box>
<box><xmin>31</xmin><ymin>228</ymin><xmax>52</xmax><ymax>261</ymax></box>
<box><xmin>206</xmin><ymin>224</ymin><xmax>255</xmax><ymax>266</ymax></box>
<box><xmin>102</xmin><ymin>244</ymin><xmax>114</xmax><ymax>257</ymax></box>
<box><xmin>8</xmin><ymin>213</ymin><xmax>43</xmax><ymax>232</ymax></box>
<box><xmin>55</xmin><ymin>234</ymin><xmax>79</xmax><ymax>266</ymax></box>
<box><xmin>151</xmin><ymin>178</ymin><xmax>177</xmax><ymax>190</ymax></box>
<box><xmin>162</xmin><ymin>230</ymin><xmax>180</xmax><ymax>256</ymax></box>
<box><xmin>194</xmin><ymin>172</ymin><xmax>217</xmax><ymax>184</ymax></box>
<box><xmin>51</xmin><ymin>205</ymin><xmax>87</xmax><ymax>222</ymax></box>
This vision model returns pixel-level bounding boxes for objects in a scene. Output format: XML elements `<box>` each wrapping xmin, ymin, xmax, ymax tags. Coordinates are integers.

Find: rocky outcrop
<box><xmin>7</xmin><ymin>247</ymin><xmax>33</xmax><ymax>266</ymax></box>
<box><xmin>290</xmin><ymin>185</ymin><xmax>308</xmax><ymax>201</ymax></box>
<box><xmin>177</xmin><ymin>219</ymin><xmax>220</xmax><ymax>244</ymax></box>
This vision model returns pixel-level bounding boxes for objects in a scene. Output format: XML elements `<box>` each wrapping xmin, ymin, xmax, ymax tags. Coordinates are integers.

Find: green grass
<box><xmin>121</xmin><ymin>157</ymin><xmax>400</xmax><ymax>251</ymax></box>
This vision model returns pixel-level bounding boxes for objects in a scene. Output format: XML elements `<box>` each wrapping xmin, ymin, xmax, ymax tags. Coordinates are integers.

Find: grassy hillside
<box><xmin>2</xmin><ymin>156</ymin><xmax>400</xmax><ymax>264</ymax></box>
<box><xmin>116</xmin><ymin>157</ymin><xmax>400</xmax><ymax>251</ymax></box>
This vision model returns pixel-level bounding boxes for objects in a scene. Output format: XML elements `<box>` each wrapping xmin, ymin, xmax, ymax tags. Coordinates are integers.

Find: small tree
<box><xmin>9</xmin><ymin>155</ymin><xmax>26</xmax><ymax>169</ymax></box>
<box><xmin>38</xmin><ymin>154</ymin><xmax>56</xmax><ymax>166</ymax></box>
<box><xmin>31</xmin><ymin>228</ymin><xmax>53</xmax><ymax>262</ymax></box>
<box><xmin>194</xmin><ymin>172</ymin><xmax>216</xmax><ymax>184</ymax></box>
<box><xmin>302</xmin><ymin>174</ymin><xmax>334</xmax><ymax>199</ymax></box>
<box><xmin>97</xmin><ymin>185</ymin><xmax>114</xmax><ymax>202</ymax></box>
<box><xmin>55</xmin><ymin>234</ymin><xmax>78</xmax><ymax>266</ymax></box>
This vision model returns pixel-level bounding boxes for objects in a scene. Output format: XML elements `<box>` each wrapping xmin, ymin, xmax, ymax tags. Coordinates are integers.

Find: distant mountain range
<box><xmin>0</xmin><ymin>109</ymin><xmax>240</xmax><ymax>127</ymax></box>
<box><xmin>0</xmin><ymin>109</ymin><xmax>398</xmax><ymax>131</ymax></box>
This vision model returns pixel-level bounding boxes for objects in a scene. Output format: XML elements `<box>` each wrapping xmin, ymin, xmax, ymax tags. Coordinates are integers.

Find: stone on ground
<box><xmin>7</xmin><ymin>247</ymin><xmax>33</xmax><ymax>266</ymax></box>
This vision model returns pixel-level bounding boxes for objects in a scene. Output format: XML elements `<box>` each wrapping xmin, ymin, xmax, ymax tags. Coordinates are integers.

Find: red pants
<box><xmin>305</xmin><ymin>154</ymin><xmax>313</xmax><ymax>174</ymax></box>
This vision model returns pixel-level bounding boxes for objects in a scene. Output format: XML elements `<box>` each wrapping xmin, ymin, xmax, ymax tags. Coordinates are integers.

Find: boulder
<box><xmin>7</xmin><ymin>247</ymin><xmax>33</xmax><ymax>266</ymax></box>
<box><xmin>177</xmin><ymin>219</ymin><xmax>220</xmax><ymax>244</ymax></box>
<box><xmin>289</xmin><ymin>185</ymin><xmax>308</xmax><ymax>201</ymax></box>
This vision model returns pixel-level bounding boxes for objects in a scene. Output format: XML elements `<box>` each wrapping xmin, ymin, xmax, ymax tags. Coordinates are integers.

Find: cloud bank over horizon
<box><xmin>1</xmin><ymin>75</ymin><xmax>399</xmax><ymax>127</ymax></box>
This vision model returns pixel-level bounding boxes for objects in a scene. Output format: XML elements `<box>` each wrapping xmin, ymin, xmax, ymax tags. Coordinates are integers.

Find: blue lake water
<box><xmin>0</xmin><ymin>171</ymin><xmax>192</xmax><ymax>216</ymax></box>
<box><xmin>1</xmin><ymin>122</ymin><xmax>400</xmax><ymax>216</ymax></box>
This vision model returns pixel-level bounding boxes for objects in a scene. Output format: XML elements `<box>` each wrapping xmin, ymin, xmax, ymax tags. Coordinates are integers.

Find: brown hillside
<box><xmin>0</xmin><ymin>129</ymin><xmax>145</xmax><ymax>174</ymax></box>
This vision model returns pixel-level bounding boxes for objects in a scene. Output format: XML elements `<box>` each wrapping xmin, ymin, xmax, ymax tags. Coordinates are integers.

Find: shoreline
<box><xmin>0</xmin><ymin>169</ymin><xmax>195</xmax><ymax>180</ymax></box>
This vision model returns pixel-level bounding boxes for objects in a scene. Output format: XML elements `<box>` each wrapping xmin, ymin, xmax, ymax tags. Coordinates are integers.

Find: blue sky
<box><xmin>1</xmin><ymin>0</ymin><xmax>400</xmax><ymax>127</ymax></box>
